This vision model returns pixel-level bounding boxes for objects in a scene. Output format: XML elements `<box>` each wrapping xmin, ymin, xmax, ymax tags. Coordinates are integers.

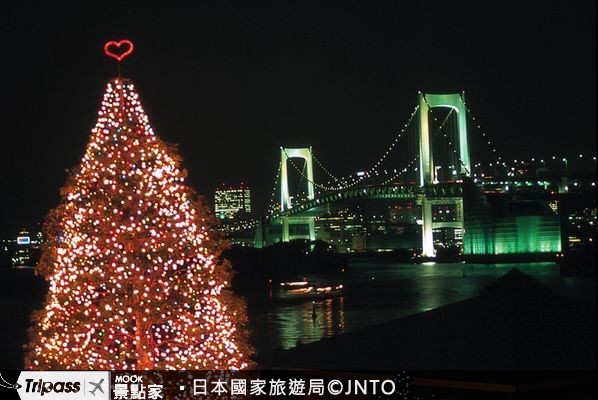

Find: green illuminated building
<box><xmin>462</xmin><ymin>180</ymin><xmax>561</xmax><ymax>255</ymax></box>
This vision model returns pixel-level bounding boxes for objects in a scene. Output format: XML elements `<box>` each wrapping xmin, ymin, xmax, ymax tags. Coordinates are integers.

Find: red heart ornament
<box><xmin>104</xmin><ymin>40</ymin><xmax>134</xmax><ymax>61</ymax></box>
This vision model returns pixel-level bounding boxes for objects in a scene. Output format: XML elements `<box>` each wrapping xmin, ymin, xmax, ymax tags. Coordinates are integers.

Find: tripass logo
<box><xmin>16</xmin><ymin>371</ymin><xmax>109</xmax><ymax>400</ymax></box>
<box><xmin>24</xmin><ymin>379</ymin><xmax>80</xmax><ymax>396</ymax></box>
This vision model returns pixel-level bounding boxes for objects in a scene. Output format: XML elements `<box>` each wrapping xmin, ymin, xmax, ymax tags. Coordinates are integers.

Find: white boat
<box><xmin>276</xmin><ymin>281</ymin><xmax>343</xmax><ymax>300</ymax></box>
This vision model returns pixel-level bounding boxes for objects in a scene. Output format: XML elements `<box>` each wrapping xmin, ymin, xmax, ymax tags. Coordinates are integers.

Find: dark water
<box><xmin>247</xmin><ymin>261</ymin><xmax>596</xmax><ymax>362</ymax></box>
<box><xmin>1</xmin><ymin>262</ymin><xmax>594</xmax><ymax>369</ymax></box>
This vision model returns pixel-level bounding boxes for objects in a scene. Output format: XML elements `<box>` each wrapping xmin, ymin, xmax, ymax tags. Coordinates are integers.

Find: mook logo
<box><xmin>15</xmin><ymin>371</ymin><xmax>110</xmax><ymax>400</ymax></box>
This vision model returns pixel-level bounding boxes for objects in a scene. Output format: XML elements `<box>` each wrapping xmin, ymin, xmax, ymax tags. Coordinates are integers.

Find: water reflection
<box><xmin>251</xmin><ymin>262</ymin><xmax>595</xmax><ymax>359</ymax></box>
<box><xmin>319</xmin><ymin>297</ymin><xmax>345</xmax><ymax>338</ymax></box>
<box><xmin>272</xmin><ymin>296</ymin><xmax>346</xmax><ymax>349</ymax></box>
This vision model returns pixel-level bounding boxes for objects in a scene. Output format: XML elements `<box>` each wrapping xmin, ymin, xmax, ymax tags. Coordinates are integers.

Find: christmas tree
<box><xmin>25</xmin><ymin>77</ymin><xmax>253</xmax><ymax>369</ymax></box>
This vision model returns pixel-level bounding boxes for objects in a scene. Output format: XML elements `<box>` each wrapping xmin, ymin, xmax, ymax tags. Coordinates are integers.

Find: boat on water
<box><xmin>279</xmin><ymin>280</ymin><xmax>310</xmax><ymax>289</ymax></box>
<box><xmin>275</xmin><ymin>280</ymin><xmax>343</xmax><ymax>300</ymax></box>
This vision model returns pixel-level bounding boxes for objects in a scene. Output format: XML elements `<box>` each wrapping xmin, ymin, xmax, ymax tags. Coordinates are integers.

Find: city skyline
<box><xmin>0</xmin><ymin>1</ymin><xmax>595</xmax><ymax>238</ymax></box>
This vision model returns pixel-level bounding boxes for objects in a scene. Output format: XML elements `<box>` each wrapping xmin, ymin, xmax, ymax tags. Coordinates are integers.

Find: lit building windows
<box><xmin>214</xmin><ymin>183</ymin><xmax>252</xmax><ymax>220</ymax></box>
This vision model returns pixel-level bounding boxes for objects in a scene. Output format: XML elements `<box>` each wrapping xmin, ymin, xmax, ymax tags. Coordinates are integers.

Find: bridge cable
<box><xmin>282</xmin><ymin>147</ymin><xmax>339</xmax><ymax>192</ymax></box>
<box><xmin>301</xmin><ymin>105</ymin><xmax>420</xmax><ymax>190</ymax></box>
<box><xmin>311</xmin><ymin>150</ymin><xmax>343</xmax><ymax>185</ymax></box>
<box><xmin>287</xmin><ymin>135</ymin><xmax>425</xmax><ymax>192</ymax></box>
<box><xmin>430</xmin><ymin>107</ymin><xmax>471</xmax><ymax>176</ymax></box>
<box><xmin>356</xmin><ymin>105</ymin><xmax>420</xmax><ymax>185</ymax></box>
<box><xmin>459</xmin><ymin>93</ymin><xmax>504</xmax><ymax>173</ymax></box>
<box><xmin>266</xmin><ymin>161</ymin><xmax>282</xmax><ymax>216</ymax></box>
<box><xmin>380</xmin><ymin>155</ymin><xmax>420</xmax><ymax>185</ymax></box>
<box><xmin>296</xmin><ymin>158</ymin><xmax>308</xmax><ymax>198</ymax></box>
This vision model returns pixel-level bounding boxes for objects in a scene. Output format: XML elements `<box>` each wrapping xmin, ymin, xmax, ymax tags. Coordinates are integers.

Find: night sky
<box><xmin>0</xmin><ymin>1</ymin><xmax>595</xmax><ymax>238</ymax></box>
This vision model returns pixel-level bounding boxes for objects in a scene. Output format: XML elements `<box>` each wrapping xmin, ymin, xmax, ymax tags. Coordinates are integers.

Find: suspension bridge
<box><xmin>222</xmin><ymin>92</ymin><xmax>592</xmax><ymax>257</ymax></box>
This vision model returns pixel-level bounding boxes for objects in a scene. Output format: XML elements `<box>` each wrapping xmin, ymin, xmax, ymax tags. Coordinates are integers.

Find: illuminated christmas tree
<box><xmin>25</xmin><ymin>77</ymin><xmax>253</xmax><ymax>369</ymax></box>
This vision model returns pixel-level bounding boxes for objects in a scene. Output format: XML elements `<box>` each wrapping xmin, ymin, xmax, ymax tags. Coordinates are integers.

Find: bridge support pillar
<box><xmin>308</xmin><ymin>218</ymin><xmax>315</xmax><ymax>241</ymax></box>
<box><xmin>418</xmin><ymin>93</ymin><xmax>471</xmax><ymax>186</ymax></box>
<box><xmin>419</xmin><ymin>195</ymin><xmax>464</xmax><ymax>257</ymax></box>
<box><xmin>421</xmin><ymin>196</ymin><xmax>435</xmax><ymax>257</ymax></box>
<box><xmin>280</xmin><ymin>147</ymin><xmax>316</xmax><ymax>243</ymax></box>
<box><xmin>280</xmin><ymin>147</ymin><xmax>315</xmax><ymax>211</ymax></box>
<box><xmin>282</xmin><ymin>218</ymin><xmax>290</xmax><ymax>242</ymax></box>
<box><xmin>253</xmin><ymin>217</ymin><xmax>266</xmax><ymax>248</ymax></box>
<box><xmin>281</xmin><ymin>216</ymin><xmax>316</xmax><ymax>242</ymax></box>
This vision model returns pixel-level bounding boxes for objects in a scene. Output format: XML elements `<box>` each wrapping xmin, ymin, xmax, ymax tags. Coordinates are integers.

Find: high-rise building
<box><xmin>214</xmin><ymin>183</ymin><xmax>252</xmax><ymax>220</ymax></box>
